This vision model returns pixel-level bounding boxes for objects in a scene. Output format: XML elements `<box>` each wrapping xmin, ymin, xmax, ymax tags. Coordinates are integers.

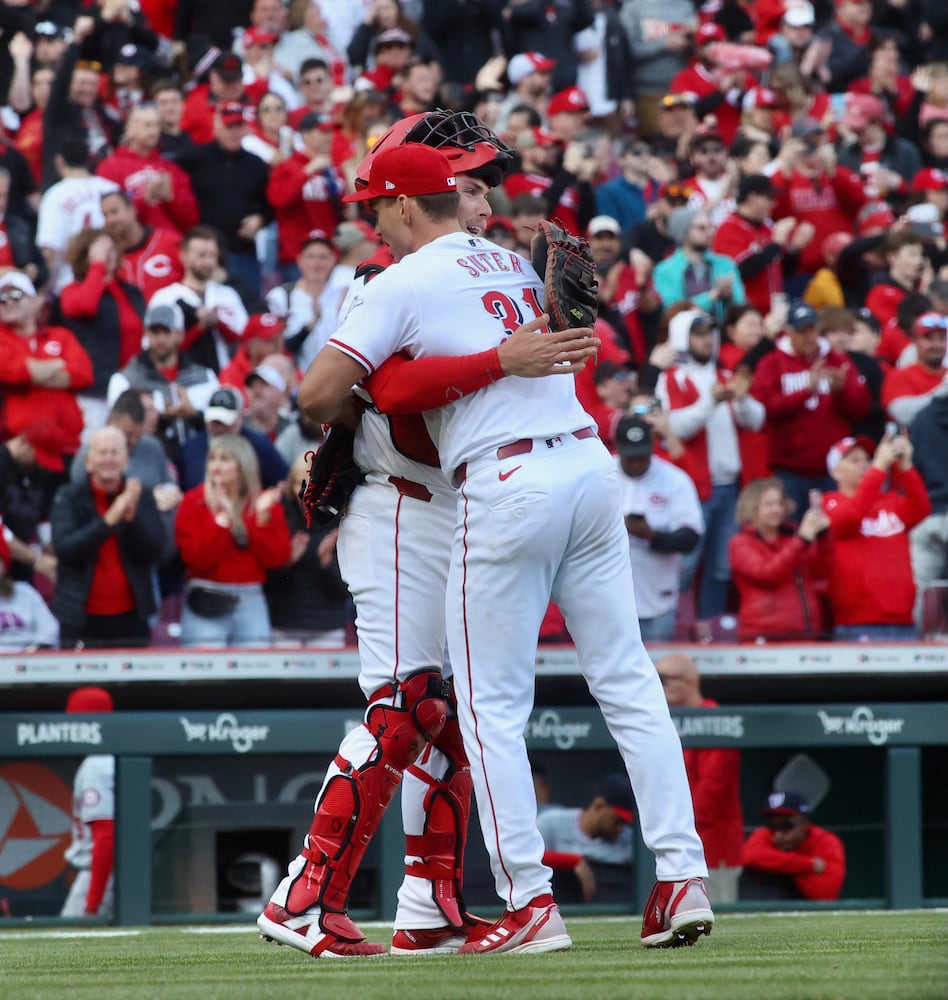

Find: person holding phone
<box><xmin>615</xmin><ymin>414</ymin><xmax>704</xmax><ymax>642</ymax></box>
<box><xmin>822</xmin><ymin>432</ymin><xmax>930</xmax><ymax>641</ymax></box>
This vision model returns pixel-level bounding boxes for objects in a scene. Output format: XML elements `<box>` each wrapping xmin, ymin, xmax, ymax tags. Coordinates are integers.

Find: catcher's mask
<box><xmin>355</xmin><ymin>109</ymin><xmax>514</xmax><ymax>192</ymax></box>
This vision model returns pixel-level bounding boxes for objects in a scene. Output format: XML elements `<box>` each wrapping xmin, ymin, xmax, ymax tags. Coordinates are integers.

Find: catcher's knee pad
<box><xmin>405</xmin><ymin>718</ymin><xmax>475</xmax><ymax>929</ymax></box>
<box><xmin>364</xmin><ymin>668</ymin><xmax>450</xmax><ymax>767</ymax></box>
<box><xmin>285</xmin><ymin>671</ymin><xmax>448</xmax><ymax>917</ymax></box>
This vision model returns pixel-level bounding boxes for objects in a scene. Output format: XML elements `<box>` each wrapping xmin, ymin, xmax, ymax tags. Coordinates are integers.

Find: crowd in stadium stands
<box><xmin>0</xmin><ymin>0</ymin><xmax>946</xmax><ymax>652</ymax></box>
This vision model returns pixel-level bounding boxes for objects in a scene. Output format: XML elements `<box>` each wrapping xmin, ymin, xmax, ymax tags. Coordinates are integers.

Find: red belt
<box><xmin>388</xmin><ymin>475</ymin><xmax>433</xmax><ymax>502</ymax></box>
<box><xmin>454</xmin><ymin>427</ymin><xmax>597</xmax><ymax>486</ymax></box>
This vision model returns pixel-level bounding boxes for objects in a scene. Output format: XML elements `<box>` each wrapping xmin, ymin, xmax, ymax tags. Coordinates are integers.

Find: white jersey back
<box><xmin>329</xmin><ymin>232</ymin><xmax>593</xmax><ymax>477</ymax></box>
<box><xmin>64</xmin><ymin>754</ymin><xmax>115</xmax><ymax>870</ymax></box>
<box><xmin>336</xmin><ymin>277</ymin><xmax>452</xmax><ymax>491</ymax></box>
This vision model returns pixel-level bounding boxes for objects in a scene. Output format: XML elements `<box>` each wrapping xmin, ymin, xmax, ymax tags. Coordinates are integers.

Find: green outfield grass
<box><xmin>1</xmin><ymin>911</ymin><xmax>946</xmax><ymax>1000</ymax></box>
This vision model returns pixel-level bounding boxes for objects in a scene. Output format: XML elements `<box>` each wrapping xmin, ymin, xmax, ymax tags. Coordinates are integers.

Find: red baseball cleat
<box><xmin>457</xmin><ymin>894</ymin><xmax>572</xmax><ymax>955</ymax></box>
<box><xmin>640</xmin><ymin>878</ymin><xmax>714</xmax><ymax>948</ymax></box>
<box><xmin>391</xmin><ymin>911</ymin><xmax>492</xmax><ymax>955</ymax></box>
<box><xmin>257</xmin><ymin>902</ymin><xmax>386</xmax><ymax>958</ymax></box>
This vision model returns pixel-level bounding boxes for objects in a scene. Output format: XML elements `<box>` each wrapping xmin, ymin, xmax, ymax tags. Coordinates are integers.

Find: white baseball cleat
<box><xmin>257</xmin><ymin>902</ymin><xmax>386</xmax><ymax>958</ymax></box>
<box><xmin>640</xmin><ymin>877</ymin><xmax>714</xmax><ymax>948</ymax></box>
<box><xmin>457</xmin><ymin>894</ymin><xmax>572</xmax><ymax>956</ymax></box>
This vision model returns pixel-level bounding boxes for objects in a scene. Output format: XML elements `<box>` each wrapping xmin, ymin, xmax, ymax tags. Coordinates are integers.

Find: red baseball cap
<box><xmin>507</xmin><ymin>51</ymin><xmax>556</xmax><ymax>85</ymax></box>
<box><xmin>219</xmin><ymin>101</ymin><xmax>249</xmax><ymax>126</ymax></box>
<box><xmin>913</xmin><ymin>167</ymin><xmax>948</xmax><ymax>193</ymax></box>
<box><xmin>243</xmin><ymin>27</ymin><xmax>279</xmax><ymax>47</ymax></box>
<box><xmin>244</xmin><ymin>312</ymin><xmax>286</xmax><ymax>340</ymax></box>
<box><xmin>858</xmin><ymin>201</ymin><xmax>895</xmax><ymax>236</ymax></box>
<box><xmin>696</xmin><ymin>22</ymin><xmax>726</xmax><ymax>44</ymax></box>
<box><xmin>745</xmin><ymin>86</ymin><xmax>780</xmax><ymax>110</ymax></box>
<box><xmin>547</xmin><ymin>86</ymin><xmax>590</xmax><ymax>116</ymax></box>
<box><xmin>826</xmin><ymin>435</ymin><xmax>875</xmax><ymax>473</ymax></box>
<box><xmin>343</xmin><ymin>144</ymin><xmax>457</xmax><ymax>203</ymax></box>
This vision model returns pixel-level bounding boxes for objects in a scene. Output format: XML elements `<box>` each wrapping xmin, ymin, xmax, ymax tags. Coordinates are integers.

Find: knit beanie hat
<box><xmin>667</xmin><ymin>205</ymin><xmax>701</xmax><ymax>246</ymax></box>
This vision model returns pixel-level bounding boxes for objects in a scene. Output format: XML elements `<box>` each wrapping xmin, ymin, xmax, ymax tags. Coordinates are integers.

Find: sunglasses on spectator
<box><xmin>0</xmin><ymin>289</ymin><xmax>27</xmax><ymax>303</ymax></box>
<box><xmin>916</xmin><ymin>315</ymin><xmax>948</xmax><ymax>334</ymax></box>
<box><xmin>661</xmin><ymin>95</ymin><xmax>689</xmax><ymax>108</ymax></box>
<box><xmin>76</xmin><ymin>59</ymin><xmax>103</xmax><ymax>72</ymax></box>
<box><xmin>35</xmin><ymin>21</ymin><xmax>61</xmax><ymax>37</ymax></box>
<box><xmin>663</xmin><ymin>183</ymin><xmax>694</xmax><ymax>200</ymax></box>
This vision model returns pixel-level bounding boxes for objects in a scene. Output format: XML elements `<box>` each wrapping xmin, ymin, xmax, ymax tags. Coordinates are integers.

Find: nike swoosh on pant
<box><xmin>498</xmin><ymin>466</ymin><xmax>522</xmax><ymax>481</ymax></box>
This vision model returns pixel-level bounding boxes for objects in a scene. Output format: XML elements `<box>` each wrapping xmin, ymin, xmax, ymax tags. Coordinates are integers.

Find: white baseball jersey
<box><xmin>64</xmin><ymin>754</ymin><xmax>115</xmax><ymax>870</ymax></box>
<box><xmin>36</xmin><ymin>176</ymin><xmax>121</xmax><ymax>292</ymax></box>
<box><xmin>148</xmin><ymin>282</ymin><xmax>249</xmax><ymax>372</ymax></box>
<box><xmin>617</xmin><ymin>455</ymin><xmax>704</xmax><ymax>619</ymax></box>
<box><xmin>329</xmin><ymin>232</ymin><xmax>594</xmax><ymax>477</ymax></box>
<box><xmin>537</xmin><ymin>806</ymin><xmax>633</xmax><ymax>866</ymax></box>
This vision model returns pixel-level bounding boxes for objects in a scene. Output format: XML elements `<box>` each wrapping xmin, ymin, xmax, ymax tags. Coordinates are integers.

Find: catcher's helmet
<box><xmin>354</xmin><ymin>109</ymin><xmax>515</xmax><ymax>191</ymax></box>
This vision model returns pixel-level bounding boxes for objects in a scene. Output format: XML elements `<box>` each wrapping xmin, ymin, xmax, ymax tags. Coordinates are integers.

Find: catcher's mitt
<box><xmin>530</xmin><ymin>219</ymin><xmax>599</xmax><ymax>332</ymax></box>
<box><xmin>299</xmin><ymin>425</ymin><xmax>364</xmax><ymax>528</ymax></box>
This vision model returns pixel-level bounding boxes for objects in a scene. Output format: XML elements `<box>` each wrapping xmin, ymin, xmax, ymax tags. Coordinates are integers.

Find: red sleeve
<box><xmin>244</xmin><ymin>500</ymin><xmax>292</xmax><ymax>570</ymax></box>
<box><xmin>541</xmin><ymin>850</ymin><xmax>583</xmax><ymax>870</ymax></box>
<box><xmin>364</xmin><ymin>348</ymin><xmax>505</xmax><ymax>414</ymax></box>
<box><xmin>831</xmin><ymin>165</ymin><xmax>868</xmax><ymax>215</ymax></box>
<box><xmin>880</xmin><ymin>367</ymin><xmax>912</xmax><ymax>409</ymax></box>
<box><xmin>751</xmin><ymin>354</ymin><xmax>814</xmax><ymax>420</ymax></box>
<box><xmin>741</xmin><ymin>827</ymin><xmax>814</xmax><ymax>876</ymax></box>
<box><xmin>793</xmin><ymin>827</ymin><xmax>846</xmax><ymax>900</ymax></box>
<box><xmin>890</xmin><ymin>465</ymin><xmax>932</xmax><ymax>530</ymax></box>
<box><xmin>85</xmin><ymin>818</ymin><xmax>115</xmax><ymax>915</ymax></box>
<box><xmin>824</xmin><ymin>469</ymin><xmax>887</xmax><ymax>538</ymax></box>
<box><xmin>266</xmin><ymin>158</ymin><xmax>306</xmax><ymax>208</ymax></box>
<box><xmin>51</xmin><ymin>326</ymin><xmax>95</xmax><ymax>389</ymax></box>
<box><xmin>59</xmin><ymin>262</ymin><xmax>109</xmax><ymax>320</ymax></box>
<box><xmin>174</xmin><ymin>488</ymin><xmax>239</xmax><ymax>574</ymax></box>
<box><xmin>713</xmin><ymin>219</ymin><xmax>756</xmax><ymax>264</ymax></box>
<box><xmin>729</xmin><ymin>532</ymin><xmax>809</xmax><ymax>588</ymax></box>
<box><xmin>181</xmin><ymin>320</ymin><xmax>205</xmax><ymax>352</ymax></box>
<box><xmin>831</xmin><ymin>357</ymin><xmax>871</xmax><ymax>420</ymax></box>
<box><xmin>0</xmin><ymin>334</ymin><xmax>31</xmax><ymax>385</ymax></box>
<box><xmin>165</xmin><ymin>164</ymin><xmax>200</xmax><ymax>230</ymax></box>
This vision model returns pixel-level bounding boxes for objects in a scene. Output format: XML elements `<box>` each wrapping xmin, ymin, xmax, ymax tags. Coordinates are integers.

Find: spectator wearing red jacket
<box><xmin>96</xmin><ymin>106</ymin><xmax>200</xmax><ymax>234</ymax></box>
<box><xmin>657</xmin><ymin>653</ymin><xmax>744</xmax><ymax>904</ymax></box>
<box><xmin>175</xmin><ymin>433</ymin><xmax>291</xmax><ymax>648</ymax></box>
<box><xmin>180</xmin><ymin>52</ymin><xmax>265</xmax><ymax>146</ymax></box>
<box><xmin>730</xmin><ymin>476</ymin><xmax>833</xmax><ymax>642</ymax></box>
<box><xmin>750</xmin><ymin>300</ymin><xmax>871</xmax><ymax>519</ymax></box>
<box><xmin>741</xmin><ymin>791</ymin><xmax>845</xmax><ymax>901</ymax></box>
<box><xmin>864</xmin><ymin>231</ymin><xmax>927</xmax><ymax>363</ymax></box>
<box><xmin>266</xmin><ymin>112</ymin><xmax>345</xmax><ymax>278</ymax></box>
<box><xmin>881</xmin><ymin>311</ymin><xmax>948</xmax><ymax>425</ymax></box>
<box><xmin>0</xmin><ymin>271</ymin><xmax>93</xmax><ymax>454</ymax></box>
<box><xmin>101</xmin><ymin>189</ymin><xmax>183</xmax><ymax>304</ymax></box>
<box><xmin>713</xmin><ymin>174</ymin><xmax>814</xmax><ymax>317</ymax></box>
<box><xmin>769</xmin><ymin>119</ymin><xmax>867</xmax><ymax>278</ymax></box>
<box><xmin>823</xmin><ymin>433</ymin><xmax>931</xmax><ymax>641</ymax></box>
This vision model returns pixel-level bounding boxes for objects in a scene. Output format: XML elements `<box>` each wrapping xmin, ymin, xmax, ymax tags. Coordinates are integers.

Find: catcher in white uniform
<box><xmin>298</xmin><ymin>142</ymin><xmax>715</xmax><ymax>955</ymax></box>
<box><xmin>257</xmin><ymin>112</ymin><xmax>597</xmax><ymax>959</ymax></box>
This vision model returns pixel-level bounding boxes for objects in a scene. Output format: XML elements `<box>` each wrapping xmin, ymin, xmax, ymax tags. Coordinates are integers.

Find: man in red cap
<box><xmin>881</xmin><ymin>312</ymin><xmax>948</xmax><ymax>425</ymax></box>
<box><xmin>836</xmin><ymin>93</ymin><xmax>921</xmax><ymax>199</ymax></box>
<box><xmin>180</xmin><ymin>51</ymin><xmax>263</xmax><ymax>146</ymax></box>
<box><xmin>495</xmin><ymin>51</ymin><xmax>556</xmax><ymax>135</ymax></box>
<box><xmin>741</xmin><ymin>791</ymin><xmax>846</xmax><ymax>900</ymax></box>
<box><xmin>545</xmin><ymin>86</ymin><xmax>591</xmax><ymax>144</ymax></box>
<box><xmin>61</xmin><ymin>687</ymin><xmax>115</xmax><ymax>917</ymax></box>
<box><xmin>822</xmin><ymin>430</ymin><xmax>930</xmax><ymax>640</ymax></box>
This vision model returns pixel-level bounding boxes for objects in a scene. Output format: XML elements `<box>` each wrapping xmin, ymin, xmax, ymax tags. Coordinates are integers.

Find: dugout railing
<box><xmin>1</xmin><ymin>701</ymin><xmax>946</xmax><ymax>925</ymax></box>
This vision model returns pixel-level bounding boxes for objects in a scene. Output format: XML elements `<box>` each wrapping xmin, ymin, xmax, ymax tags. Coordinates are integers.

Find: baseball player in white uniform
<box><xmin>60</xmin><ymin>687</ymin><xmax>115</xmax><ymax>918</ymax></box>
<box><xmin>258</xmin><ymin>112</ymin><xmax>598</xmax><ymax>960</ymax></box>
<box><xmin>297</xmin><ymin>142</ymin><xmax>714</xmax><ymax>954</ymax></box>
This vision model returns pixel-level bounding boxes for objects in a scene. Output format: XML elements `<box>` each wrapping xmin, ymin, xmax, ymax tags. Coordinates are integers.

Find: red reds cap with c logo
<box><xmin>547</xmin><ymin>86</ymin><xmax>590</xmax><ymax>116</ymax></box>
<box><xmin>343</xmin><ymin>144</ymin><xmax>457</xmax><ymax>203</ymax></box>
<box><xmin>244</xmin><ymin>312</ymin><xmax>286</xmax><ymax>339</ymax></box>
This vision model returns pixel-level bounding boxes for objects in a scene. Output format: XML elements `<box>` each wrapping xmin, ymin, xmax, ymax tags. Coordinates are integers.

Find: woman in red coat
<box><xmin>729</xmin><ymin>477</ymin><xmax>833</xmax><ymax>642</ymax></box>
<box><xmin>176</xmin><ymin>433</ymin><xmax>291</xmax><ymax>647</ymax></box>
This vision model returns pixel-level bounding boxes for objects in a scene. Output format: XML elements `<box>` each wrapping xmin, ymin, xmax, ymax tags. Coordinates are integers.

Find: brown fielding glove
<box><xmin>530</xmin><ymin>219</ymin><xmax>599</xmax><ymax>331</ymax></box>
<box><xmin>298</xmin><ymin>425</ymin><xmax>364</xmax><ymax>528</ymax></box>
